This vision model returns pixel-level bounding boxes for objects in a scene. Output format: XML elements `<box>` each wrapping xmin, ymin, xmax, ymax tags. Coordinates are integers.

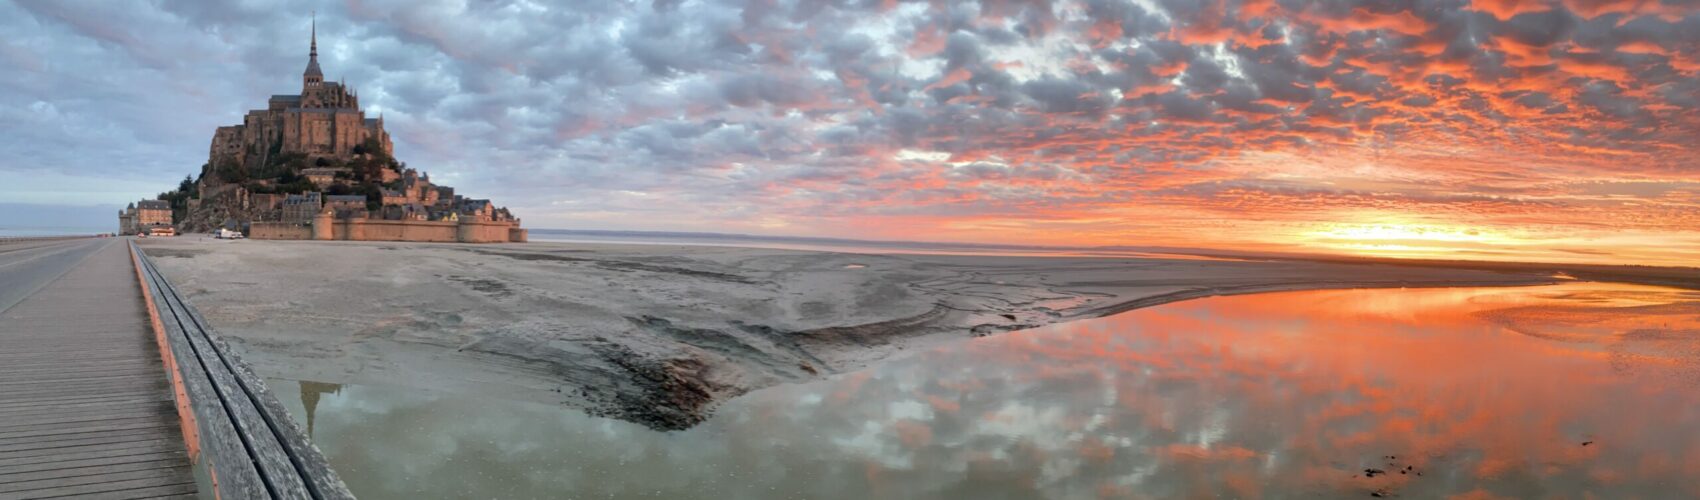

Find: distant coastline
<box><xmin>529</xmin><ymin>228</ymin><xmax>1700</xmax><ymax>276</ymax></box>
<box><xmin>0</xmin><ymin>226</ymin><xmax>110</xmax><ymax>237</ymax></box>
<box><xmin>528</xmin><ymin>228</ymin><xmax>1242</xmax><ymax>260</ymax></box>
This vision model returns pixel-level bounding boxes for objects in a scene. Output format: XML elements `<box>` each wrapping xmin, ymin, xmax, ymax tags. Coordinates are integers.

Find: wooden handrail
<box><xmin>130</xmin><ymin>241</ymin><xmax>355</xmax><ymax>499</ymax></box>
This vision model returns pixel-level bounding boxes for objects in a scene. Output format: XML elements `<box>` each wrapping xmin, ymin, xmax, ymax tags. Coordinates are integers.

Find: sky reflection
<box><xmin>274</xmin><ymin>283</ymin><xmax>1700</xmax><ymax>499</ymax></box>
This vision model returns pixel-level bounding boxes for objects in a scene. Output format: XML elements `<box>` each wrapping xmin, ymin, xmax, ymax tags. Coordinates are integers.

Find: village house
<box><xmin>380</xmin><ymin>202</ymin><xmax>430</xmax><ymax>221</ymax></box>
<box><xmin>380</xmin><ymin>189</ymin><xmax>408</xmax><ymax>206</ymax></box>
<box><xmin>138</xmin><ymin>200</ymin><xmax>172</xmax><ymax>227</ymax></box>
<box><xmin>458</xmin><ymin>199</ymin><xmax>494</xmax><ymax>221</ymax></box>
<box><xmin>301</xmin><ymin>167</ymin><xmax>347</xmax><ymax>188</ymax></box>
<box><xmin>118</xmin><ymin>199</ymin><xmax>174</xmax><ymax>235</ymax></box>
<box><xmin>324</xmin><ymin>194</ymin><xmax>368</xmax><ymax>219</ymax></box>
<box><xmin>281</xmin><ymin>192</ymin><xmax>323</xmax><ymax>223</ymax></box>
<box><xmin>324</xmin><ymin>194</ymin><xmax>365</xmax><ymax>211</ymax></box>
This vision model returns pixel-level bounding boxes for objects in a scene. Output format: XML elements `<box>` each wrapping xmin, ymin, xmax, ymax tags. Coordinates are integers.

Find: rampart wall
<box><xmin>250</xmin><ymin>222</ymin><xmax>312</xmax><ymax>240</ymax></box>
<box><xmin>250</xmin><ymin>219</ymin><xmax>524</xmax><ymax>243</ymax></box>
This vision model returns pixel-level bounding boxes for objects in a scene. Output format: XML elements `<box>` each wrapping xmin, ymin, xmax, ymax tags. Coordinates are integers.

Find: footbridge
<box><xmin>0</xmin><ymin>236</ymin><xmax>352</xmax><ymax>499</ymax></box>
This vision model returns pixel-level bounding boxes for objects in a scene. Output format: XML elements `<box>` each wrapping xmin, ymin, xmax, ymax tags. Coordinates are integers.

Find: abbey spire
<box><xmin>303</xmin><ymin>12</ymin><xmax>323</xmax><ymax>88</ymax></box>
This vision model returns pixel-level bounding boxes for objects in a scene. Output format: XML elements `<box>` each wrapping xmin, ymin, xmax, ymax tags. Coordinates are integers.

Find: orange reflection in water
<box><xmin>767</xmin><ymin>282</ymin><xmax>1700</xmax><ymax>498</ymax></box>
<box><xmin>279</xmin><ymin>283</ymin><xmax>1700</xmax><ymax>499</ymax></box>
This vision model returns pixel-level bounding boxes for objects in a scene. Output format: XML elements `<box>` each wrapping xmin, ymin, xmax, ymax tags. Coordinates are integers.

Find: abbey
<box><xmin>206</xmin><ymin>18</ymin><xmax>392</xmax><ymax>172</ymax></box>
<box><xmin>157</xmin><ymin>17</ymin><xmax>525</xmax><ymax>243</ymax></box>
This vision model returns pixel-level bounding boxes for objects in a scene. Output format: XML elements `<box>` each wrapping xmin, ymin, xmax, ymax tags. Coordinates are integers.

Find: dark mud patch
<box><xmin>597</xmin><ymin>260</ymin><xmax>756</xmax><ymax>284</ymax></box>
<box><xmin>145</xmin><ymin>248</ymin><xmax>210</xmax><ymax>259</ymax></box>
<box><xmin>791</xmin><ymin>304</ymin><xmax>950</xmax><ymax>351</ymax></box>
<box><xmin>971</xmin><ymin>323</ymin><xmax>1034</xmax><ymax>337</ymax></box>
<box><xmin>729</xmin><ymin>322</ymin><xmax>835</xmax><ymax>372</ymax></box>
<box><xmin>447</xmin><ymin>275</ymin><xmax>514</xmax><ymax>298</ymax></box>
<box><xmin>586</xmin><ymin>340</ymin><xmax>729</xmax><ymax>431</ymax></box>
<box><xmin>471</xmin><ymin>249</ymin><xmax>592</xmax><ymax>262</ymax></box>
<box><xmin>472</xmin><ymin>249</ymin><xmax>756</xmax><ymax>283</ymax></box>
<box><xmin>632</xmin><ymin>317</ymin><xmax>770</xmax><ymax>364</ymax></box>
<box><xmin>631</xmin><ymin>316</ymin><xmax>823</xmax><ymax>380</ymax></box>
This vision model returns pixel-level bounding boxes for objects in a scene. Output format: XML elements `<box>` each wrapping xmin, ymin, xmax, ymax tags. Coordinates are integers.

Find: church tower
<box><xmin>303</xmin><ymin>13</ymin><xmax>323</xmax><ymax>90</ymax></box>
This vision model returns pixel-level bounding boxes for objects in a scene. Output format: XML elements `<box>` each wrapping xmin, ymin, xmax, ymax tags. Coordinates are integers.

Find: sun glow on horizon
<box><xmin>1305</xmin><ymin>223</ymin><xmax>1512</xmax><ymax>244</ymax></box>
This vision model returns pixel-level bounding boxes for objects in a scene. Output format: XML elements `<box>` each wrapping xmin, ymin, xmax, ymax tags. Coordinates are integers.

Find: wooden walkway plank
<box><xmin>0</xmin><ymin>449</ymin><xmax>186</xmax><ymax>475</ymax></box>
<box><xmin>0</xmin><ymin>456</ymin><xmax>190</xmax><ymax>486</ymax></box>
<box><xmin>0</xmin><ymin>400</ymin><xmax>174</xmax><ymax>421</ymax></box>
<box><xmin>61</xmin><ymin>483</ymin><xmax>199</xmax><ymax>500</ymax></box>
<box><xmin>0</xmin><ymin>439</ymin><xmax>185</xmax><ymax>465</ymax></box>
<box><xmin>77</xmin><ymin>485</ymin><xmax>200</xmax><ymax>500</ymax></box>
<box><xmin>0</xmin><ymin>419</ymin><xmax>176</xmax><ymax>442</ymax></box>
<box><xmin>0</xmin><ymin>399</ymin><xmax>174</xmax><ymax>423</ymax></box>
<box><xmin>0</xmin><ymin>468</ymin><xmax>194</xmax><ymax>497</ymax></box>
<box><xmin>0</xmin><ymin>239</ymin><xmax>199</xmax><ymax>499</ymax></box>
<box><xmin>0</xmin><ymin>394</ymin><xmax>168</xmax><ymax>411</ymax></box>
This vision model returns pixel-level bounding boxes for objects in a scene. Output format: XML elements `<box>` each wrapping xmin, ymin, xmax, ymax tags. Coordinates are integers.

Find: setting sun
<box><xmin>1296</xmin><ymin>220</ymin><xmax>1525</xmax><ymax>258</ymax></box>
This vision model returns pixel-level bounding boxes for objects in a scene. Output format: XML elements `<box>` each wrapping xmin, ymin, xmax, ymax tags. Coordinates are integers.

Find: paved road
<box><xmin>0</xmin><ymin>238</ymin><xmax>112</xmax><ymax>316</ymax></box>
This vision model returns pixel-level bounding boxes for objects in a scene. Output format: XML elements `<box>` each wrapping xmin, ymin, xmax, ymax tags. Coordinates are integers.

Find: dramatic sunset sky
<box><xmin>2</xmin><ymin>0</ymin><xmax>1696</xmax><ymax>265</ymax></box>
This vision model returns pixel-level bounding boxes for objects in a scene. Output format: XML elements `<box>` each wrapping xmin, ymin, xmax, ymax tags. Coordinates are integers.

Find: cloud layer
<box><xmin>3</xmin><ymin>0</ymin><xmax>1697</xmax><ymax>264</ymax></box>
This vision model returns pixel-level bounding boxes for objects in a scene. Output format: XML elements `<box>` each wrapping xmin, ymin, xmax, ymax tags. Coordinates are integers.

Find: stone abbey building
<box><xmin>176</xmin><ymin>17</ymin><xmax>524</xmax><ymax>243</ymax></box>
<box><xmin>208</xmin><ymin>19</ymin><xmax>392</xmax><ymax>171</ymax></box>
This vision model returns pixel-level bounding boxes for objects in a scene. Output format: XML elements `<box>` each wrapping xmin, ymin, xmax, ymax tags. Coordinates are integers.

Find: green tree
<box><xmin>215</xmin><ymin>158</ymin><xmax>245</xmax><ymax>183</ymax></box>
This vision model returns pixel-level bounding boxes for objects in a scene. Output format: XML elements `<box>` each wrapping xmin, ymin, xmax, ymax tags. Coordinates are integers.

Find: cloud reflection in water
<box><xmin>274</xmin><ymin>283</ymin><xmax>1700</xmax><ymax>499</ymax></box>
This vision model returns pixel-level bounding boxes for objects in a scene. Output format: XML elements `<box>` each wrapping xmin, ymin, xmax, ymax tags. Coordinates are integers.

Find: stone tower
<box><xmin>303</xmin><ymin>13</ymin><xmax>323</xmax><ymax>89</ymax></box>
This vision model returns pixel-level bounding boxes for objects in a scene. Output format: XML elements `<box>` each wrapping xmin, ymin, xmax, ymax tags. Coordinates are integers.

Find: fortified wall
<box><xmin>250</xmin><ymin>215</ymin><xmax>526</xmax><ymax>243</ymax></box>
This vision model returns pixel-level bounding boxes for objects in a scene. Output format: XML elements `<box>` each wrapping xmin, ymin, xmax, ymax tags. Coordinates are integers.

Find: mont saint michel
<box><xmin>145</xmin><ymin>19</ymin><xmax>524</xmax><ymax>243</ymax></box>
<box><xmin>10</xmin><ymin>2</ymin><xmax>1700</xmax><ymax>499</ymax></box>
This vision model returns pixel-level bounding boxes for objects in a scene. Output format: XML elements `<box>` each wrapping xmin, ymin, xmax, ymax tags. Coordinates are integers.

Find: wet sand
<box><xmin>139</xmin><ymin>238</ymin><xmax>1559</xmax><ymax>430</ymax></box>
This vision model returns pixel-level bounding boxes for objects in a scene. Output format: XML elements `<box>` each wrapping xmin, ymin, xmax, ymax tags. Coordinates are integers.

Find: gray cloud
<box><xmin>0</xmin><ymin>0</ymin><xmax>1696</xmax><ymax>241</ymax></box>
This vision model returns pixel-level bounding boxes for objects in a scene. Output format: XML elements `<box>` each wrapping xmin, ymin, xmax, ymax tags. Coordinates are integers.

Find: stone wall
<box><xmin>349</xmin><ymin>220</ymin><xmax>457</xmax><ymax>242</ymax></box>
<box><xmin>251</xmin><ymin>222</ymin><xmax>313</xmax><ymax>240</ymax></box>
<box><xmin>250</xmin><ymin>219</ymin><xmax>523</xmax><ymax>243</ymax></box>
<box><xmin>283</xmin><ymin>109</ymin><xmax>372</xmax><ymax>158</ymax></box>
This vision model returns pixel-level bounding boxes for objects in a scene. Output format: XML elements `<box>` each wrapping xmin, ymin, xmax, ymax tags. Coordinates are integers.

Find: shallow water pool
<box><xmin>271</xmin><ymin>282</ymin><xmax>1700</xmax><ymax>498</ymax></box>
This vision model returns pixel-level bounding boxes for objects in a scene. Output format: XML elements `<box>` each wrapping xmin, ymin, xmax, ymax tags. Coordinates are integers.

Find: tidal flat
<box><xmin>277</xmin><ymin>283</ymin><xmax>1700</xmax><ymax>499</ymax></box>
<box><xmin>138</xmin><ymin>237</ymin><xmax>1569</xmax><ymax>430</ymax></box>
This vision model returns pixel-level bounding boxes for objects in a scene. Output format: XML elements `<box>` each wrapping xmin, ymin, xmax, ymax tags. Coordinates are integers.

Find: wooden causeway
<box><xmin>0</xmin><ymin>239</ymin><xmax>198</xmax><ymax>499</ymax></box>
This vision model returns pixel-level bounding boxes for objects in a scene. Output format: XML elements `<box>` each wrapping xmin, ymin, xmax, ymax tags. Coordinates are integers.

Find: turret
<box><xmin>312</xmin><ymin>205</ymin><xmax>334</xmax><ymax>240</ymax></box>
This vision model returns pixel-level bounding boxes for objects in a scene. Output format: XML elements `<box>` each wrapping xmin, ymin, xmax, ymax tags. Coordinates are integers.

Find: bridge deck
<box><xmin>0</xmin><ymin>239</ymin><xmax>197</xmax><ymax>499</ymax></box>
